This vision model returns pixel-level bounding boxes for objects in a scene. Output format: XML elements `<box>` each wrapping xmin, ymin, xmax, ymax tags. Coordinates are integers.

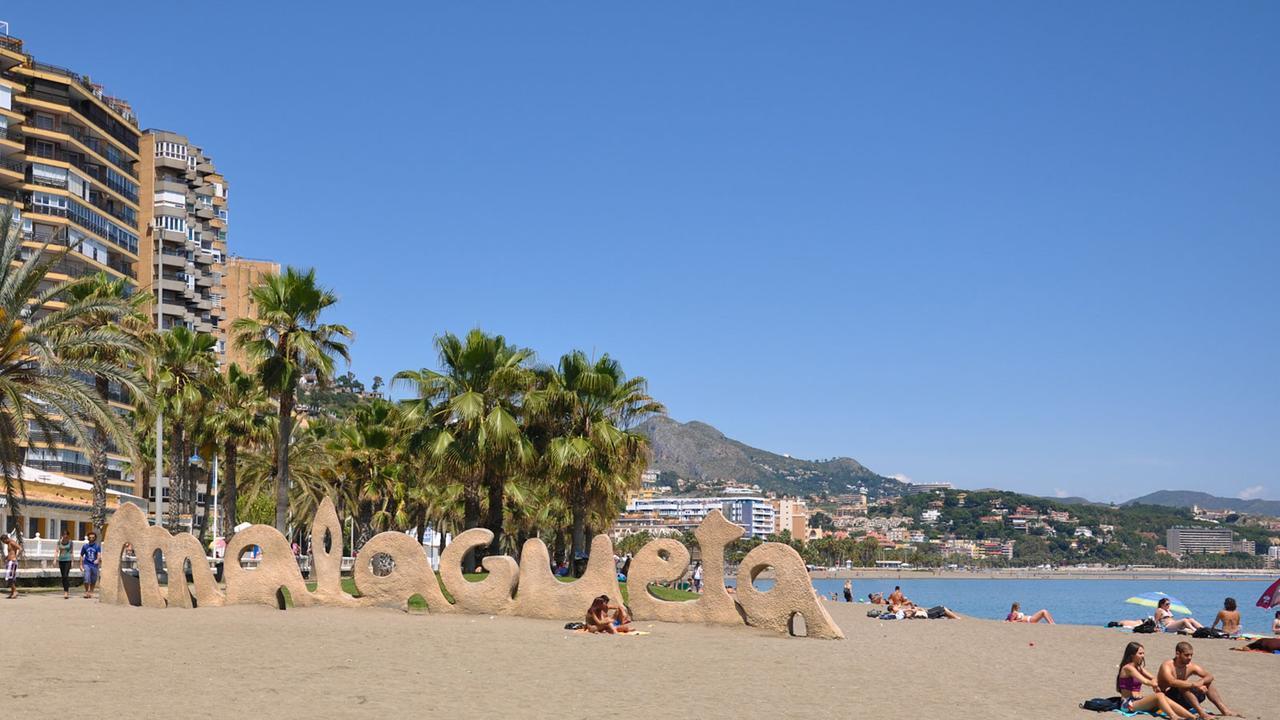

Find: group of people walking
<box><xmin>2</xmin><ymin>530</ymin><xmax>102</xmax><ymax>600</ymax></box>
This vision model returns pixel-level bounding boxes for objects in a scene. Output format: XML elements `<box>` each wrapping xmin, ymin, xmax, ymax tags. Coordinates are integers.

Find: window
<box><xmin>154</xmin><ymin>214</ymin><xmax>187</xmax><ymax>234</ymax></box>
<box><xmin>32</xmin><ymin>113</ymin><xmax>56</xmax><ymax>130</ymax></box>
<box><xmin>155</xmin><ymin>191</ymin><xmax>185</xmax><ymax>209</ymax></box>
<box><xmin>155</xmin><ymin>141</ymin><xmax>188</xmax><ymax>160</ymax></box>
<box><xmin>31</xmin><ymin>191</ymin><xmax>68</xmax><ymax>209</ymax></box>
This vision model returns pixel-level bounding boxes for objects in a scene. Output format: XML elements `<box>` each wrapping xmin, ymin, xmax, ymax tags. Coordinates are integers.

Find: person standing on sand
<box><xmin>3</xmin><ymin>534</ymin><xmax>22</xmax><ymax>598</ymax></box>
<box><xmin>80</xmin><ymin>531</ymin><xmax>101</xmax><ymax>599</ymax></box>
<box><xmin>842</xmin><ymin>580</ymin><xmax>853</xmax><ymax>602</ymax></box>
<box><xmin>1157</xmin><ymin>641</ymin><xmax>1242</xmax><ymax>718</ymax></box>
<box><xmin>57</xmin><ymin>530</ymin><xmax>73</xmax><ymax>599</ymax></box>
<box><xmin>692</xmin><ymin>562</ymin><xmax>703</xmax><ymax>593</ymax></box>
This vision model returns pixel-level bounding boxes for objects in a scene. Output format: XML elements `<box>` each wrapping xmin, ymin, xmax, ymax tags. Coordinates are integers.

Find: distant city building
<box><xmin>904</xmin><ymin>482</ymin><xmax>953</xmax><ymax>495</ymax></box>
<box><xmin>1232</xmin><ymin>539</ymin><xmax>1256</xmax><ymax>555</ymax></box>
<box><xmin>771</xmin><ymin>497</ymin><xmax>808</xmax><ymax>540</ymax></box>
<box><xmin>1166</xmin><ymin>526</ymin><xmax>1234</xmax><ymax>555</ymax></box>
<box><xmin>1268</xmin><ymin>545</ymin><xmax>1280</xmax><ymax>560</ymax></box>
<box><xmin>222</xmin><ymin>256</ymin><xmax>280</xmax><ymax>368</ymax></box>
<box><xmin>625</xmin><ymin>496</ymin><xmax>776</xmax><ymax>539</ymax></box>
<box><xmin>920</xmin><ymin>509</ymin><xmax>941</xmax><ymax>525</ymax></box>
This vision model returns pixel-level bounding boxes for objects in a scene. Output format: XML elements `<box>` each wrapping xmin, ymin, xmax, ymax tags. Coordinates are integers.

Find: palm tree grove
<box><xmin>0</xmin><ymin>205</ymin><xmax>666</xmax><ymax>574</ymax></box>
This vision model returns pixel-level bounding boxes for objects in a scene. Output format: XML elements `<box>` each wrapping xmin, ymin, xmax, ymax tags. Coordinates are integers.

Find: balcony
<box><xmin>60</xmin><ymin>124</ymin><xmax>137</xmax><ymax>179</ymax></box>
<box><xmin>0</xmin><ymin>156</ymin><xmax>22</xmax><ymax>175</ymax></box>
<box><xmin>24</xmin><ymin>457</ymin><xmax>94</xmax><ymax>478</ymax></box>
<box><xmin>25</xmin><ymin>143</ymin><xmax>140</xmax><ymax>195</ymax></box>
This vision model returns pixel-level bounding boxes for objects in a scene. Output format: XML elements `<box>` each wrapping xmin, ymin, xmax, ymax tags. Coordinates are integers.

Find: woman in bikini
<box><xmin>1005</xmin><ymin>602</ymin><xmax>1055</xmax><ymax>624</ymax></box>
<box><xmin>585</xmin><ymin>595</ymin><xmax>631</xmax><ymax>634</ymax></box>
<box><xmin>1155</xmin><ymin>597</ymin><xmax>1203</xmax><ymax>634</ymax></box>
<box><xmin>1116</xmin><ymin>641</ymin><xmax>1195</xmax><ymax>718</ymax></box>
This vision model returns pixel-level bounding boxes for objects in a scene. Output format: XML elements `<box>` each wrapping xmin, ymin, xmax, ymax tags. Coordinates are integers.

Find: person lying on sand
<box><xmin>1005</xmin><ymin>602</ymin><xmax>1054</xmax><ymax>624</ymax></box>
<box><xmin>1155</xmin><ymin>598</ymin><xmax>1203</xmax><ymax>634</ymax></box>
<box><xmin>1211</xmin><ymin>597</ymin><xmax>1241</xmax><ymax>638</ymax></box>
<box><xmin>1115</xmin><ymin>641</ymin><xmax>1195</xmax><ymax>718</ymax></box>
<box><xmin>1232</xmin><ymin>637</ymin><xmax>1280</xmax><ymax>653</ymax></box>
<box><xmin>1157</xmin><ymin>641</ymin><xmax>1242</xmax><ymax>718</ymax></box>
<box><xmin>585</xmin><ymin>595</ymin><xmax>631</xmax><ymax>634</ymax></box>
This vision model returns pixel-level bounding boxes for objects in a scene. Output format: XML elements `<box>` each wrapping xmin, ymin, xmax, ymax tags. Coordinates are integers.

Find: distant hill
<box><xmin>1040</xmin><ymin>495</ymin><xmax>1107</xmax><ymax>507</ymax></box>
<box><xmin>634</xmin><ymin>416</ymin><xmax>904</xmax><ymax>498</ymax></box>
<box><xmin>1124</xmin><ymin>490</ymin><xmax>1280</xmax><ymax>517</ymax></box>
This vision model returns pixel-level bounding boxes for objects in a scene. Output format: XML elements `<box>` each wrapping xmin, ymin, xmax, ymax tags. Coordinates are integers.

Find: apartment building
<box><xmin>1166</xmin><ymin>526</ymin><xmax>1234</xmax><ymax>555</ymax></box>
<box><xmin>624</xmin><ymin>495</ymin><xmax>777</xmax><ymax>539</ymax></box>
<box><xmin>0</xmin><ymin>33</ymin><xmax>142</xmax><ymax>499</ymax></box>
<box><xmin>138</xmin><ymin>130</ymin><xmax>228</xmax><ymax>360</ymax></box>
<box><xmin>222</xmin><ymin>255</ymin><xmax>280</xmax><ymax>369</ymax></box>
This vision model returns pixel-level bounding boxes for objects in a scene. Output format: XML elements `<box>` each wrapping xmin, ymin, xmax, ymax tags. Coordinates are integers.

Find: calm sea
<box><xmin>753</xmin><ymin>577</ymin><xmax>1278</xmax><ymax>635</ymax></box>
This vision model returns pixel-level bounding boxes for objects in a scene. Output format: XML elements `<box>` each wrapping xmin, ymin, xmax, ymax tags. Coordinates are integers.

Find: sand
<box><xmin>3</xmin><ymin>594</ymin><xmax>1275</xmax><ymax>719</ymax></box>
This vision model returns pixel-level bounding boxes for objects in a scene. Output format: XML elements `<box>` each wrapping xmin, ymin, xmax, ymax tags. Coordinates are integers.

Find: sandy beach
<box><xmin>4</xmin><ymin>594</ymin><xmax>1275</xmax><ymax>719</ymax></box>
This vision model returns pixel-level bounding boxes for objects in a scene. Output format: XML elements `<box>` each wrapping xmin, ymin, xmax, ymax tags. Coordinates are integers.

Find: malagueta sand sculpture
<box><xmin>100</xmin><ymin>499</ymin><xmax>843</xmax><ymax>639</ymax></box>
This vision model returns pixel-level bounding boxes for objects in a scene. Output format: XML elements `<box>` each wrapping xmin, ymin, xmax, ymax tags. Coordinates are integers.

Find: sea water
<box><xmin>755</xmin><ymin>577</ymin><xmax>1277</xmax><ymax>635</ymax></box>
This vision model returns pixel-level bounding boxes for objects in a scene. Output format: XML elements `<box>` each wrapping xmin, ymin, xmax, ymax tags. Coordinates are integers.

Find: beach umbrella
<box><xmin>1256</xmin><ymin>578</ymin><xmax>1280</xmax><ymax>610</ymax></box>
<box><xmin>1125</xmin><ymin>591</ymin><xmax>1192</xmax><ymax>616</ymax></box>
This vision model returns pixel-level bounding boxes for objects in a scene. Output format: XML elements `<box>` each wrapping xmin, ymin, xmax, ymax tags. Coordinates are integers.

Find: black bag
<box><xmin>1132</xmin><ymin>618</ymin><xmax>1157</xmax><ymax>634</ymax></box>
<box><xmin>926</xmin><ymin>605</ymin><xmax>947</xmax><ymax>619</ymax></box>
<box><xmin>1192</xmin><ymin>627</ymin><xmax>1226</xmax><ymax>639</ymax></box>
<box><xmin>563</xmin><ymin>622</ymin><xmax>584</xmax><ymax>630</ymax></box>
<box><xmin>1080</xmin><ymin>697</ymin><xmax>1122</xmax><ymax>712</ymax></box>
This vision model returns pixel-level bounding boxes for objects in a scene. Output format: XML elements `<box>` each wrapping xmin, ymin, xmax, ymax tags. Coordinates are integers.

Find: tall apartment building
<box><xmin>0</xmin><ymin>33</ymin><xmax>143</xmax><ymax>500</ymax></box>
<box><xmin>625</xmin><ymin>496</ymin><xmax>777</xmax><ymax>539</ymax></box>
<box><xmin>222</xmin><ymin>255</ymin><xmax>280</xmax><ymax>369</ymax></box>
<box><xmin>138</xmin><ymin>130</ymin><xmax>228</xmax><ymax>360</ymax></box>
<box><xmin>772</xmin><ymin>497</ymin><xmax>809</xmax><ymax>540</ymax></box>
<box><xmin>1166</xmin><ymin>526</ymin><xmax>1234</xmax><ymax>555</ymax></box>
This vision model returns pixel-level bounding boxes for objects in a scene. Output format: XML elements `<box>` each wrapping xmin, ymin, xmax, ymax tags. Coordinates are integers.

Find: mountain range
<box><xmin>1124</xmin><ymin>490</ymin><xmax>1280</xmax><ymax>517</ymax></box>
<box><xmin>635</xmin><ymin>417</ymin><xmax>1277</xmax><ymax>517</ymax></box>
<box><xmin>634</xmin><ymin>416</ymin><xmax>903</xmax><ymax>498</ymax></box>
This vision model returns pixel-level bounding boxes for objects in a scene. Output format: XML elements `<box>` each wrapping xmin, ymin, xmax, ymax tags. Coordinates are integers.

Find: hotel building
<box><xmin>0</xmin><ymin>33</ymin><xmax>142</xmax><ymax>500</ymax></box>
<box><xmin>623</xmin><ymin>495</ymin><xmax>777</xmax><ymax>539</ymax></box>
<box><xmin>222</xmin><ymin>255</ymin><xmax>279</xmax><ymax>369</ymax></box>
<box><xmin>1166</xmin><ymin>526</ymin><xmax>1234</xmax><ymax>555</ymax></box>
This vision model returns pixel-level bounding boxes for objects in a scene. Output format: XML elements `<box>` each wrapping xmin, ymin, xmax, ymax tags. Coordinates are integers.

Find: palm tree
<box><xmin>394</xmin><ymin>329</ymin><xmax>534</xmax><ymax>566</ymax></box>
<box><xmin>0</xmin><ymin>205</ymin><xmax>143</xmax><ymax>531</ymax></box>
<box><xmin>530</xmin><ymin>351</ymin><xmax>664</xmax><ymax>574</ymax></box>
<box><xmin>152</xmin><ymin>326</ymin><xmax>216</xmax><ymax>531</ymax></box>
<box><xmin>61</xmin><ymin>273</ymin><xmax>150</xmax><ymax>536</ymax></box>
<box><xmin>202</xmin><ymin>363</ymin><xmax>274</xmax><ymax>542</ymax></box>
<box><xmin>232</xmin><ymin>267</ymin><xmax>352</xmax><ymax>534</ymax></box>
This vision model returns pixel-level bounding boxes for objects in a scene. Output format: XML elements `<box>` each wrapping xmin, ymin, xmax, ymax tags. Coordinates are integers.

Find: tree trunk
<box><xmin>166</xmin><ymin>424</ymin><xmax>184</xmax><ymax>532</ymax></box>
<box><xmin>90</xmin><ymin>376</ymin><xmax>110</xmax><ymax>538</ymax></box>
<box><xmin>570</xmin><ymin>478</ymin><xmax>587</xmax><ymax>578</ymax></box>
<box><xmin>223</xmin><ymin>441</ymin><xmax>239</xmax><ymax>543</ymax></box>
<box><xmin>414</xmin><ymin>509</ymin><xmax>427</xmax><ymax>546</ymax></box>
<box><xmin>461</xmin><ymin>478</ymin><xmax>480</xmax><ymax>572</ymax></box>
<box><xmin>194</xmin><ymin>457</ymin><xmax>210</xmax><ymax>541</ymax></box>
<box><xmin>274</xmin><ymin>390</ymin><xmax>295</xmax><ymax>534</ymax></box>
<box><xmin>485</xmin><ymin>469</ymin><xmax>504</xmax><ymax>558</ymax></box>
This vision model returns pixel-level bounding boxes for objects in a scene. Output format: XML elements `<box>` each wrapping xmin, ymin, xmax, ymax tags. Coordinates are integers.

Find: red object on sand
<box><xmin>1257</xmin><ymin>578</ymin><xmax>1280</xmax><ymax>610</ymax></box>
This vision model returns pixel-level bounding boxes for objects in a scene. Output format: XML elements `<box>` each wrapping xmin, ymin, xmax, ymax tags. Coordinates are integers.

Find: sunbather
<box><xmin>585</xmin><ymin>595</ymin><xmax>631</xmax><ymax>634</ymax></box>
<box><xmin>1005</xmin><ymin>602</ymin><xmax>1054</xmax><ymax>624</ymax></box>
<box><xmin>1155</xmin><ymin>598</ymin><xmax>1203</xmax><ymax>634</ymax></box>
<box><xmin>1210</xmin><ymin>597</ymin><xmax>1241</xmax><ymax>637</ymax></box>
<box><xmin>1115</xmin><ymin>641</ymin><xmax>1194</xmax><ymax>718</ymax></box>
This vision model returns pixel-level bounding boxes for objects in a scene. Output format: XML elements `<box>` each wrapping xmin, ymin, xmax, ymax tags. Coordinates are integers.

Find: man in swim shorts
<box><xmin>1157</xmin><ymin>641</ymin><xmax>1240</xmax><ymax>717</ymax></box>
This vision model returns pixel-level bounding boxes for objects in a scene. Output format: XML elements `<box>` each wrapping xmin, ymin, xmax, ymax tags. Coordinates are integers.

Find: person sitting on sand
<box><xmin>1157</xmin><ymin>641</ymin><xmax>1241</xmax><ymax>717</ymax></box>
<box><xmin>585</xmin><ymin>595</ymin><xmax>631</xmax><ymax>634</ymax></box>
<box><xmin>1115</xmin><ymin>641</ymin><xmax>1194</xmax><ymax>718</ymax></box>
<box><xmin>1155</xmin><ymin>598</ymin><xmax>1203</xmax><ymax>634</ymax></box>
<box><xmin>1274</xmin><ymin>610</ymin><xmax>1280</xmax><ymax>637</ymax></box>
<box><xmin>868</xmin><ymin>592</ymin><xmax>885</xmax><ymax>605</ymax></box>
<box><xmin>887</xmin><ymin>586</ymin><xmax>907</xmax><ymax>606</ymax></box>
<box><xmin>1211</xmin><ymin>597</ymin><xmax>1241</xmax><ymax>638</ymax></box>
<box><xmin>1005</xmin><ymin>602</ymin><xmax>1054</xmax><ymax>624</ymax></box>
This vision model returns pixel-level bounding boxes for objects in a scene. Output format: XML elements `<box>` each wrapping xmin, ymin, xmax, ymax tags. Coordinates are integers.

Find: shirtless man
<box><xmin>3</xmin><ymin>534</ymin><xmax>22</xmax><ymax>598</ymax></box>
<box><xmin>887</xmin><ymin>586</ymin><xmax>908</xmax><ymax>606</ymax></box>
<box><xmin>1211</xmin><ymin>597</ymin><xmax>1241</xmax><ymax>637</ymax></box>
<box><xmin>1157</xmin><ymin>641</ymin><xmax>1241</xmax><ymax>718</ymax></box>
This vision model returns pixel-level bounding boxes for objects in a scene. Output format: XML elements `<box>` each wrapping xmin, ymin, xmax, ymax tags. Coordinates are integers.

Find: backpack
<box><xmin>1132</xmin><ymin>618</ymin><xmax>1157</xmax><ymax>634</ymax></box>
<box><xmin>1080</xmin><ymin>697</ymin><xmax>1122</xmax><ymax>712</ymax></box>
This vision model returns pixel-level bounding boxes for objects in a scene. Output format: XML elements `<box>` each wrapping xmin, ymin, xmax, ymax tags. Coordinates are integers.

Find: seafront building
<box><xmin>0</xmin><ymin>32</ymin><xmax>143</xmax><ymax>500</ymax></box>
<box><xmin>1166</xmin><ymin>526</ymin><xmax>1234</xmax><ymax>555</ymax></box>
<box><xmin>138</xmin><ymin>129</ymin><xmax>228</xmax><ymax>361</ymax></box>
<box><xmin>621</xmin><ymin>495</ymin><xmax>777</xmax><ymax>539</ymax></box>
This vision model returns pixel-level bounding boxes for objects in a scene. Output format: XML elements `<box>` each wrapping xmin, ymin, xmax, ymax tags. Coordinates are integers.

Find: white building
<box><xmin>921</xmin><ymin>509</ymin><xmax>941</xmax><ymax>525</ymax></box>
<box><xmin>626</xmin><ymin>496</ymin><xmax>776</xmax><ymax>539</ymax></box>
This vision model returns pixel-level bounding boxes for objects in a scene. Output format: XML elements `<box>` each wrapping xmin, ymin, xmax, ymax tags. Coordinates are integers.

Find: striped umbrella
<box><xmin>1125</xmin><ymin>591</ymin><xmax>1193</xmax><ymax>616</ymax></box>
<box><xmin>1256</xmin><ymin>578</ymin><xmax>1280</xmax><ymax>610</ymax></box>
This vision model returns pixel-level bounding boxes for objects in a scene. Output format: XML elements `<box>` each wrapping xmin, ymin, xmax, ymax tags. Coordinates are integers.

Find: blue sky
<box><xmin>6</xmin><ymin>3</ymin><xmax>1277</xmax><ymax>503</ymax></box>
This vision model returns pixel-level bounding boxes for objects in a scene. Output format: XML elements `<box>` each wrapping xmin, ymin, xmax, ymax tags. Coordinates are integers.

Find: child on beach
<box><xmin>1115</xmin><ymin>641</ymin><xmax>1193</xmax><ymax>718</ymax></box>
<box><xmin>1005</xmin><ymin>602</ymin><xmax>1054</xmax><ymax>624</ymax></box>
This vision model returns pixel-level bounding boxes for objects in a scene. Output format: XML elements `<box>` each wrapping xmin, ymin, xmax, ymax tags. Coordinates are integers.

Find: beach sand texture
<box><xmin>4</xmin><ymin>596</ymin><xmax>1275</xmax><ymax>719</ymax></box>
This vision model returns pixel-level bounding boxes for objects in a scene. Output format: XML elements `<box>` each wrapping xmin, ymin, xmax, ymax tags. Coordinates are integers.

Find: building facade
<box><xmin>624</xmin><ymin>496</ymin><xmax>777</xmax><ymax>539</ymax></box>
<box><xmin>138</xmin><ymin>130</ymin><xmax>228</xmax><ymax>360</ymax></box>
<box><xmin>0</xmin><ymin>33</ymin><xmax>142</xmax><ymax>498</ymax></box>
<box><xmin>222</xmin><ymin>255</ymin><xmax>279</xmax><ymax>369</ymax></box>
<box><xmin>1166</xmin><ymin>526</ymin><xmax>1234</xmax><ymax>555</ymax></box>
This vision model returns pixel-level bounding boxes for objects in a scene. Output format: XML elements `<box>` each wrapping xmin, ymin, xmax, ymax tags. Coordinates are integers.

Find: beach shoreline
<box><xmin>807</xmin><ymin>568</ymin><xmax>1276</xmax><ymax>582</ymax></box>
<box><xmin>4</xmin><ymin>594</ymin><xmax>1275</xmax><ymax>719</ymax></box>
